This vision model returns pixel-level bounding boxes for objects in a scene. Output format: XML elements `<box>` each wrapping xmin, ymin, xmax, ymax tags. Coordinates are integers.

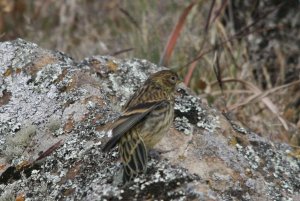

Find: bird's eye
<box><xmin>169</xmin><ymin>75</ymin><xmax>177</xmax><ymax>83</ymax></box>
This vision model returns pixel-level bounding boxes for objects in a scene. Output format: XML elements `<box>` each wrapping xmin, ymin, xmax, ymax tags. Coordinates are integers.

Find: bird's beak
<box><xmin>176</xmin><ymin>82</ymin><xmax>185</xmax><ymax>89</ymax></box>
<box><xmin>175</xmin><ymin>82</ymin><xmax>186</xmax><ymax>95</ymax></box>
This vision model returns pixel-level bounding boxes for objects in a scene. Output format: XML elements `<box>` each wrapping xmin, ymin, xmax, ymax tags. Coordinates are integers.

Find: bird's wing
<box><xmin>102</xmin><ymin>100</ymin><xmax>166</xmax><ymax>152</ymax></box>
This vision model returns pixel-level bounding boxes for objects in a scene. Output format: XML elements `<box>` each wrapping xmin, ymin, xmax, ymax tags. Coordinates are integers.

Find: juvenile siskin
<box><xmin>102</xmin><ymin>70</ymin><xmax>180</xmax><ymax>184</ymax></box>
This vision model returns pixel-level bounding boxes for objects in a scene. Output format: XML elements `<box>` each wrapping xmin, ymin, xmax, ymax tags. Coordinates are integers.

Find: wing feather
<box><xmin>102</xmin><ymin>100</ymin><xmax>166</xmax><ymax>152</ymax></box>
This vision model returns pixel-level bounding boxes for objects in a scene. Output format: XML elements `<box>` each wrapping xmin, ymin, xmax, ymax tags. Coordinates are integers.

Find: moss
<box><xmin>3</xmin><ymin>123</ymin><xmax>36</xmax><ymax>162</ymax></box>
<box><xmin>47</xmin><ymin>116</ymin><xmax>61</xmax><ymax>133</ymax></box>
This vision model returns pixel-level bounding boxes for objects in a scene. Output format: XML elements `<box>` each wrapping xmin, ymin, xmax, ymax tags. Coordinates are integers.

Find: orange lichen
<box><xmin>25</xmin><ymin>54</ymin><xmax>57</xmax><ymax>76</ymax></box>
<box><xmin>64</xmin><ymin>116</ymin><xmax>75</xmax><ymax>133</ymax></box>
<box><xmin>63</xmin><ymin>188</ymin><xmax>75</xmax><ymax>196</ymax></box>
<box><xmin>15</xmin><ymin>193</ymin><xmax>25</xmax><ymax>201</ymax></box>
<box><xmin>15</xmin><ymin>160</ymin><xmax>31</xmax><ymax>171</ymax></box>
<box><xmin>0</xmin><ymin>163</ymin><xmax>6</xmax><ymax>171</ymax></box>
<box><xmin>106</xmin><ymin>60</ymin><xmax>118</xmax><ymax>72</ymax></box>
<box><xmin>65</xmin><ymin>163</ymin><xmax>81</xmax><ymax>180</ymax></box>
<box><xmin>3</xmin><ymin>68</ymin><xmax>12</xmax><ymax>76</ymax></box>
<box><xmin>54</xmin><ymin>68</ymin><xmax>68</xmax><ymax>83</ymax></box>
<box><xmin>0</xmin><ymin>89</ymin><xmax>12</xmax><ymax>106</ymax></box>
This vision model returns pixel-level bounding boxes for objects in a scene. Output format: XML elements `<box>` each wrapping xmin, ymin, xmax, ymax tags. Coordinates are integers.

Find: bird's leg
<box><xmin>148</xmin><ymin>148</ymin><xmax>175</xmax><ymax>160</ymax></box>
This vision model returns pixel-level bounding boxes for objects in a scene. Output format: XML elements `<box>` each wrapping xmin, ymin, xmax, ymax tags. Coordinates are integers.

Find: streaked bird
<box><xmin>102</xmin><ymin>70</ymin><xmax>179</xmax><ymax>184</ymax></box>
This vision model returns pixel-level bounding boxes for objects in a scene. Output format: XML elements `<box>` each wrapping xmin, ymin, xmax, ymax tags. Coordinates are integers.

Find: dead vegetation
<box><xmin>0</xmin><ymin>0</ymin><xmax>299</xmax><ymax>146</ymax></box>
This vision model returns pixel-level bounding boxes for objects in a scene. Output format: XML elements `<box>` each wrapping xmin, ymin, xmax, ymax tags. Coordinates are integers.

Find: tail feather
<box><xmin>120</xmin><ymin>131</ymin><xmax>148</xmax><ymax>184</ymax></box>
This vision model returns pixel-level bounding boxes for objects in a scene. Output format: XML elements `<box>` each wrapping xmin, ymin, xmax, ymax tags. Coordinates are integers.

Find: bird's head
<box><xmin>148</xmin><ymin>70</ymin><xmax>180</xmax><ymax>94</ymax></box>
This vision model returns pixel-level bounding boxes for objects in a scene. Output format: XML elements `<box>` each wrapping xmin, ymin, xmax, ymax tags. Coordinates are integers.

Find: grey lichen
<box><xmin>0</xmin><ymin>189</ymin><xmax>15</xmax><ymax>201</ymax></box>
<box><xmin>174</xmin><ymin>116</ymin><xmax>193</xmax><ymax>135</ymax></box>
<box><xmin>236</xmin><ymin>139</ymin><xmax>300</xmax><ymax>200</ymax></box>
<box><xmin>174</xmin><ymin>90</ymin><xmax>220</xmax><ymax>135</ymax></box>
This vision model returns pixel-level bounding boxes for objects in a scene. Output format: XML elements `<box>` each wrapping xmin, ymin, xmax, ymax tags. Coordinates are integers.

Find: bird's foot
<box><xmin>148</xmin><ymin>149</ymin><xmax>161</xmax><ymax>160</ymax></box>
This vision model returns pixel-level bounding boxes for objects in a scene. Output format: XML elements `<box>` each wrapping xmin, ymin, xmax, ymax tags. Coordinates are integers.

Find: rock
<box><xmin>0</xmin><ymin>39</ymin><xmax>299</xmax><ymax>200</ymax></box>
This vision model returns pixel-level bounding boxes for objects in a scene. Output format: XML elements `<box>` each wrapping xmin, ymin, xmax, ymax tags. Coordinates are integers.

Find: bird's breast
<box><xmin>140</xmin><ymin>101</ymin><xmax>174</xmax><ymax>148</ymax></box>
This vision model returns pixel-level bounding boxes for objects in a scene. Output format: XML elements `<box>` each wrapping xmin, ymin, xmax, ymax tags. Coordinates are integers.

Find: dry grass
<box><xmin>0</xmin><ymin>0</ymin><xmax>299</xmax><ymax>145</ymax></box>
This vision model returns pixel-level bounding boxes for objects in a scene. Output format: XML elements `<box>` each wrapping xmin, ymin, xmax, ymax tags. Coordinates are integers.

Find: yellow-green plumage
<box><xmin>102</xmin><ymin>70</ymin><xmax>179</xmax><ymax>183</ymax></box>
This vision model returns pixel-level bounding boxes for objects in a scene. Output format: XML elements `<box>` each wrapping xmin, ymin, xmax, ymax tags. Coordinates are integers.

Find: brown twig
<box><xmin>111</xmin><ymin>48</ymin><xmax>134</xmax><ymax>56</ymax></box>
<box><xmin>35</xmin><ymin>140</ymin><xmax>64</xmax><ymax>162</ymax></box>
<box><xmin>159</xmin><ymin>2</ymin><xmax>196</xmax><ymax>66</ymax></box>
<box><xmin>204</xmin><ymin>0</ymin><xmax>216</xmax><ymax>32</ymax></box>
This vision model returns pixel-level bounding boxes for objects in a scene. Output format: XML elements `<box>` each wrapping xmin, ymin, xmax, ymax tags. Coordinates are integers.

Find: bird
<box><xmin>102</xmin><ymin>70</ymin><xmax>180</xmax><ymax>184</ymax></box>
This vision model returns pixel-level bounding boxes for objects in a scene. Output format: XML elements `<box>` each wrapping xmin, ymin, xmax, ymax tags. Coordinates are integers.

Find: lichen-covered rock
<box><xmin>0</xmin><ymin>39</ymin><xmax>299</xmax><ymax>200</ymax></box>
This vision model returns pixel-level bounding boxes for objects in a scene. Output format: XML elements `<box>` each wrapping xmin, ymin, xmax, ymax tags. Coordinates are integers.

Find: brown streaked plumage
<box><xmin>102</xmin><ymin>70</ymin><xmax>179</xmax><ymax>184</ymax></box>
